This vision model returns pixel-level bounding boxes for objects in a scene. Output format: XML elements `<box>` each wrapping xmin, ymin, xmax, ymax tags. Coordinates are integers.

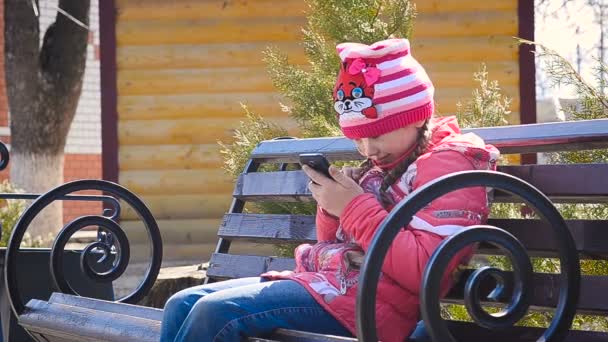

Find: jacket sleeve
<box><xmin>315</xmin><ymin>206</ymin><xmax>340</xmax><ymax>242</ymax></box>
<box><xmin>340</xmin><ymin>151</ymin><xmax>483</xmax><ymax>295</ymax></box>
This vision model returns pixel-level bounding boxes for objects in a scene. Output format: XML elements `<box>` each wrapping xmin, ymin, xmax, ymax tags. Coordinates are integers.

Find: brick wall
<box><xmin>63</xmin><ymin>154</ymin><xmax>102</xmax><ymax>223</ymax></box>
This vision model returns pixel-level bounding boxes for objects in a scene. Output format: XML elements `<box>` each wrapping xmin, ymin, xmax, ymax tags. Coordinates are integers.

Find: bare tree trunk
<box><xmin>4</xmin><ymin>0</ymin><xmax>90</xmax><ymax>238</ymax></box>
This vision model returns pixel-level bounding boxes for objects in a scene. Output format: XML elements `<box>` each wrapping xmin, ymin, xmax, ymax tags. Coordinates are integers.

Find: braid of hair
<box><xmin>358</xmin><ymin>158</ymin><xmax>374</xmax><ymax>175</ymax></box>
<box><xmin>378</xmin><ymin>119</ymin><xmax>433</xmax><ymax>207</ymax></box>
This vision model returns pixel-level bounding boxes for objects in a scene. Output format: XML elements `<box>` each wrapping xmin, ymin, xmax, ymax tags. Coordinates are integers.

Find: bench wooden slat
<box><xmin>500</xmin><ymin>164</ymin><xmax>608</xmax><ymax>201</ymax></box>
<box><xmin>250</xmin><ymin>119</ymin><xmax>608</xmax><ymax>163</ymax></box>
<box><xmin>251</xmin><ymin>323</ymin><xmax>608</xmax><ymax>342</ymax></box>
<box><xmin>207</xmin><ymin>253</ymin><xmax>296</xmax><ymax>279</ymax></box>
<box><xmin>206</xmin><ymin>254</ymin><xmax>608</xmax><ymax>313</ymax></box>
<box><xmin>219</xmin><ymin>214</ymin><xmax>316</xmax><ymax>243</ymax></box>
<box><xmin>20</xmin><ymin>300</ymin><xmax>161</xmax><ymax>342</ymax></box>
<box><xmin>266</xmin><ymin>328</ymin><xmax>356</xmax><ymax>341</ymax></box>
<box><xmin>483</xmin><ymin>218</ymin><xmax>608</xmax><ymax>257</ymax></box>
<box><xmin>234</xmin><ymin>165</ymin><xmax>608</xmax><ymax>203</ymax></box>
<box><xmin>446</xmin><ymin>270</ymin><xmax>608</xmax><ymax>316</ymax></box>
<box><xmin>234</xmin><ymin>171</ymin><xmax>313</xmax><ymax>202</ymax></box>
<box><xmin>48</xmin><ymin>293</ymin><xmax>164</xmax><ymax>322</ymax></box>
<box><xmin>218</xmin><ymin>213</ymin><xmax>608</xmax><ymax>257</ymax></box>
<box><xmin>408</xmin><ymin>320</ymin><xmax>608</xmax><ymax>342</ymax></box>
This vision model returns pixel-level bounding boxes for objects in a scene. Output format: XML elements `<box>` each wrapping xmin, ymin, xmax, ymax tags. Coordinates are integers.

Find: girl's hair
<box><xmin>359</xmin><ymin>119</ymin><xmax>434</xmax><ymax>207</ymax></box>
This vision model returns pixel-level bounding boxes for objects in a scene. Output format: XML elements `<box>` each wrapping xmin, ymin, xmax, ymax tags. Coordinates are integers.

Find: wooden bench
<box><xmin>5</xmin><ymin>118</ymin><xmax>608</xmax><ymax>342</ymax></box>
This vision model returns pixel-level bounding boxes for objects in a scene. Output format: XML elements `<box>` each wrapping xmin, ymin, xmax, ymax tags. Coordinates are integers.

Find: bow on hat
<box><xmin>348</xmin><ymin>58</ymin><xmax>380</xmax><ymax>86</ymax></box>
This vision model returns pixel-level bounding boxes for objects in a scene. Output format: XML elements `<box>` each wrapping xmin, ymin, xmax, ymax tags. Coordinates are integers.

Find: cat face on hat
<box><xmin>333</xmin><ymin>60</ymin><xmax>378</xmax><ymax>121</ymax></box>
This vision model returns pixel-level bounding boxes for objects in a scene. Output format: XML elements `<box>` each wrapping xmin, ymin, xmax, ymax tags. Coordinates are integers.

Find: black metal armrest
<box><xmin>4</xmin><ymin>179</ymin><xmax>163</xmax><ymax>318</ymax></box>
<box><xmin>356</xmin><ymin>170</ymin><xmax>580</xmax><ymax>342</ymax></box>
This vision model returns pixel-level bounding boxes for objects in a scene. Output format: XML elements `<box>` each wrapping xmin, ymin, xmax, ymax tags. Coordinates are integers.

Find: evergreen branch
<box><xmin>518</xmin><ymin>38</ymin><xmax>608</xmax><ymax>110</ymax></box>
<box><xmin>370</xmin><ymin>1</ymin><xmax>382</xmax><ymax>25</ymax></box>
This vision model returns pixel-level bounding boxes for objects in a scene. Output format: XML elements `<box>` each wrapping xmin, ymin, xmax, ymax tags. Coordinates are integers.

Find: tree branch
<box><xmin>41</xmin><ymin>0</ymin><xmax>90</xmax><ymax>91</ymax></box>
<box><xmin>4</xmin><ymin>0</ymin><xmax>90</xmax><ymax>154</ymax></box>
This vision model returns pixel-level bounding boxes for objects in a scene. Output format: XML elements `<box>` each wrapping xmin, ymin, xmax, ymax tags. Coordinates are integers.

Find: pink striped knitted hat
<box><xmin>333</xmin><ymin>38</ymin><xmax>434</xmax><ymax>139</ymax></box>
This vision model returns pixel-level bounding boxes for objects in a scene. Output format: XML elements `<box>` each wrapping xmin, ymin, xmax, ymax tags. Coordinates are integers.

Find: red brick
<box><xmin>62</xmin><ymin>154</ymin><xmax>102</xmax><ymax>223</ymax></box>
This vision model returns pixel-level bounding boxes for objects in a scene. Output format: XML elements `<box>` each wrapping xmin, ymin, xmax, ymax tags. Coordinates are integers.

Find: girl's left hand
<box><xmin>303</xmin><ymin>165</ymin><xmax>364</xmax><ymax>217</ymax></box>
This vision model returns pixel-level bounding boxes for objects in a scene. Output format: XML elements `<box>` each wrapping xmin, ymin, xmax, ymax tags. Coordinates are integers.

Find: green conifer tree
<box><xmin>220</xmin><ymin>0</ymin><xmax>416</xmax><ymax>181</ymax></box>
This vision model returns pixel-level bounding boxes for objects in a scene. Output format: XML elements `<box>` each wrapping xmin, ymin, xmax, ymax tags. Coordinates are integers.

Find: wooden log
<box><xmin>116</xmin><ymin>38</ymin><xmax>514</xmax><ymax>71</ymax></box>
<box><xmin>416</xmin><ymin>0</ymin><xmax>518</xmax><ymax>13</ymax></box>
<box><xmin>413</xmin><ymin>36</ymin><xmax>518</xmax><ymax>62</ymax></box>
<box><xmin>435</xmin><ymin>85</ymin><xmax>520</xmax><ymax>115</ymax></box>
<box><xmin>116</xmin><ymin>17</ymin><xmax>306</xmax><ymax>46</ymax></box>
<box><xmin>120</xmin><ymin>241</ymin><xmax>221</xmax><ymax>262</ymax></box>
<box><xmin>116</xmin><ymin>0</ymin><xmax>517</xmax><ymax>21</ymax></box>
<box><xmin>114</xmin><ymin>240</ymin><xmax>275</xmax><ymax>263</ymax></box>
<box><xmin>121</xmin><ymin>218</ymin><xmax>223</xmax><ymax>244</ymax></box>
<box><xmin>436</xmin><ymin>100</ymin><xmax>519</xmax><ymax>117</ymax></box>
<box><xmin>137</xmin><ymin>264</ymin><xmax>206</xmax><ymax>309</ymax></box>
<box><xmin>118</xmin><ymin>92</ymin><xmax>287</xmax><ymax>120</ymax></box>
<box><xmin>117</xmin><ymin>42</ymin><xmax>306</xmax><ymax>70</ymax></box>
<box><xmin>116</xmin><ymin>37</ymin><xmax>515</xmax><ymax>69</ymax></box>
<box><xmin>118</xmin><ymin>64</ymin><xmax>518</xmax><ymax>97</ymax></box>
<box><xmin>117</xmin><ymin>8</ymin><xmax>515</xmax><ymax>44</ymax></box>
<box><xmin>117</xmin><ymin>90</ymin><xmax>516</xmax><ymax>121</ymax></box>
<box><xmin>160</xmin><ymin>241</ymin><xmax>276</xmax><ymax>262</ymax></box>
<box><xmin>119</xmin><ymin>144</ymin><xmax>223</xmax><ymax>171</ymax></box>
<box><xmin>119</xmin><ymin>169</ymin><xmax>233</xmax><ymax>195</ymax></box>
<box><xmin>116</xmin><ymin>0</ymin><xmax>306</xmax><ymax>21</ymax></box>
<box><xmin>118</xmin><ymin>117</ymin><xmax>297</xmax><ymax>145</ymax></box>
<box><xmin>121</xmin><ymin>193</ymin><xmax>231</xmax><ymax>220</ymax></box>
<box><xmin>414</xmin><ymin>11</ymin><xmax>518</xmax><ymax>38</ymax></box>
<box><xmin>427</xmin><ymin>61</ymin><xmax>519</xmax><ymax>88</ymax></box>
<box><xmin>118</xmin><ymin>67</ymin><xmax>276</xmax><ymax>96</ymax></box>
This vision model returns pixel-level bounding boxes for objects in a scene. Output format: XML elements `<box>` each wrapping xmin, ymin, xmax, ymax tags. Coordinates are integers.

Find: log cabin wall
<box><xmin>111</xmin><ymin>0</ymin><xmax>522</xmax><ymax>260</ymax></box>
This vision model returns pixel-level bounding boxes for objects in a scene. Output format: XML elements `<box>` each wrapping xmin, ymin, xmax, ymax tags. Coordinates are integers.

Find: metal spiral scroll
<box><xmin>356</xmin><ymin>170</ymin><xmax>581</xmax><ymax>342</ymax></box>
<box><xmin>0</xmin><ymin>141</ymin><xmax>9</xmax><ymax>171</ymax></box>
<box><xmin>4</xmin><ymin>179</ymin><xmax>163</xmax><ymax>317</ymax></box>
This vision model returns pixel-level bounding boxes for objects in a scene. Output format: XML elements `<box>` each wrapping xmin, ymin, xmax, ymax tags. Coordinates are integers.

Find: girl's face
<box><xmin>353</xmin><ymin>120</ymin><xmax>425</xmax><ymax>165</ymax></box>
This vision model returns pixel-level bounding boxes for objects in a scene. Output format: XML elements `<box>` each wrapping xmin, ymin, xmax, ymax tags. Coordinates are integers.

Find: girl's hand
<box><xmin>303</xmin><ymin>165</ymin><xmax>364</xmax><ymax>217</ymax></box>
<box><xmin>341</xmin><ymin>166</ymin><xmax>364</xmax><ymax>182</ymax></box>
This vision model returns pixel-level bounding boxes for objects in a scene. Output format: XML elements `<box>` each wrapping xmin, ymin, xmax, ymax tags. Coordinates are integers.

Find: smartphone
<box><xmin>299</xmin><ymin>153</ymin><xmax>332</xmax><ymax>179</ymax></box>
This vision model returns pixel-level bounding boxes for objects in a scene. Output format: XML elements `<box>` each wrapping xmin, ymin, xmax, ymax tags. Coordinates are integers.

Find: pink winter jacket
<box><xmin>262</xmin><ymin>116</ymin><xmax>499</xmax><ymax>341</ymax></box>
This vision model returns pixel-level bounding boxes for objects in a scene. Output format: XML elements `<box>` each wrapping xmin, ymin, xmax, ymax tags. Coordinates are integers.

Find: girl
<box><xmin>160</xmin><ymin>38</ymin><xmax>499</xmax><ymax>342</ymax></box>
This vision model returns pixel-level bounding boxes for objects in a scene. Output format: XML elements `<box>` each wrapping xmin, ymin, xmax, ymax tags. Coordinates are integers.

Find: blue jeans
<box><xmin>160</xmin><ymin>277</ymin><xmax>352</xmax><ymax>341</ymax></box>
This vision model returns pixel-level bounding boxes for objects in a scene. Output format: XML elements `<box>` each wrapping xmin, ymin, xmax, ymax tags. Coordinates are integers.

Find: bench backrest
<box><xmin>208</xmin><ymin>118</ymin><xmax>608</xmax><ymax>318</ymax></box>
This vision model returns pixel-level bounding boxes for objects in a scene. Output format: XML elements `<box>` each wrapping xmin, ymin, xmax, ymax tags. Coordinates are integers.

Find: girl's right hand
<box><xmin>342</xmin><ymin>166</ymin><xmax>364</xmax><ymax>182</ymax></box>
